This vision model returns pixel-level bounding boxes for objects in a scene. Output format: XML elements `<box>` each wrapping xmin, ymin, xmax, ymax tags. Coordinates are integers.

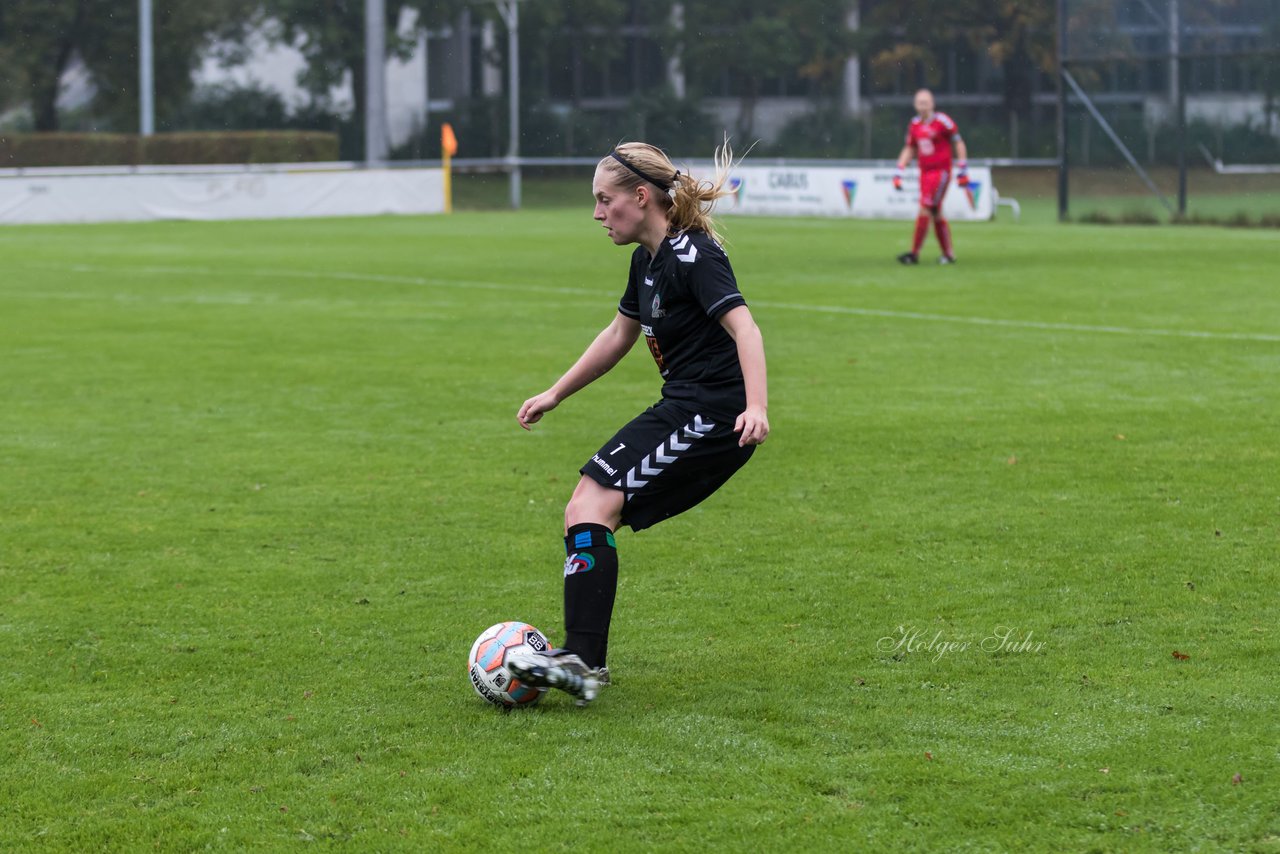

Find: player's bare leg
<box><xmin>564</xmin><ymin>476</ymin><xmax>623</xmax><ymax>533</ymax></box>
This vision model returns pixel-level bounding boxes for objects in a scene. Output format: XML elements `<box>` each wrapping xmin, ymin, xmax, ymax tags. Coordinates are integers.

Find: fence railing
<box><xmin>0</xmin><ymin>156</ymin><xmax>1061</xmax><ymax>180</ymax></box>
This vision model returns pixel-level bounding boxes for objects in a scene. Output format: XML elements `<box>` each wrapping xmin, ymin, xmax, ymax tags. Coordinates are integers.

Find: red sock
<box><xmin>911</xmin><ymin>215</ymin><xmax>929</xmax><ymax>255</ymax></box>
<box><xmin>934</xmin><ymin>217</ymin><xmax>953</xmax><ymax>258</ymax></box>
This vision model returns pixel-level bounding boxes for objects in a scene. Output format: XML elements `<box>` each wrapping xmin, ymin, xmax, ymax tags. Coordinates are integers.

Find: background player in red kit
<box><xmin>894</xmin><ymin>88</ymin><xmax>969</xmax><ymax>265</ymax></box>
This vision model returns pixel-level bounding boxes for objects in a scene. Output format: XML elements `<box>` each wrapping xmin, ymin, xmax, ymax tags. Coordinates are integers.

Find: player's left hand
<box><xmin>734</xmin><ymin>405</ymin><xmax>769</xmax><ymax>447</ymax></box>
<box><xmin>956</xmin><ymin>161</ymin><xmax>970</xmax><ymax>187</ymax></box>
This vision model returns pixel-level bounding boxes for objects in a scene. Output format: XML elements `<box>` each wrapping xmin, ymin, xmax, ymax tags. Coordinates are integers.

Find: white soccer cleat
<box><xmin>506</xmin><ymin>649</ymin><xmax>600</xmax><ymax>706</ymax></box>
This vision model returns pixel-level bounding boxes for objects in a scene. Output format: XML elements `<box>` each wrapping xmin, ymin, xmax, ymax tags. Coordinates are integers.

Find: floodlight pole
<box><xmin>1171</xmin><ymin>0</ymin><xmax>1187</xmax><ymax>215</ymax></box>
<box><xmin>420</xmin><ymin>25</ymin><xmax>431</xmax><ymax>141</ymax></box>
<box><xmin>139</xmin><ymin>0</ymin><xmax>155</xmax><ymax>136</ymax></box>
<box><xmin>496</xmin><ymin>0</ymin><xmax>522</xmax><ymax>209</ymax></box>
<box><xmin>365</xmin><ymin>0</ymin><xmax>389</xmax><ymax>165</ymax></box>
<box><xmin>1176</xmin><ymin>58</ymin><xmax>1187</xmax><ymax>215</ymax></box>
<box><xmin>1056</xmin><ymin>0</ymin><xmax>1069</xmax><ymax>221</ymax></box>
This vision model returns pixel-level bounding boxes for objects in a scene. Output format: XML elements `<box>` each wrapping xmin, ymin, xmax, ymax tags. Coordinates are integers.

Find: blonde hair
<box><xmin>598</xmin><ymin>139</ymin><xmax>737</xmax><ymax>244</ymax></box>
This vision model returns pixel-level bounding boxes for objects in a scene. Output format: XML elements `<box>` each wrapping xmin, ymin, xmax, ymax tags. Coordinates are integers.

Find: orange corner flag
<box><xmin>441</xmin><ymin>123</ymin><xmax>458</xmax><ymax>157</ymax></box>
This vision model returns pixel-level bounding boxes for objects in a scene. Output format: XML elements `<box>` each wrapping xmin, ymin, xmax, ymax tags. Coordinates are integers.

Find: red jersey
<box><xmin>905</xmin><ymin>112</ymin><xmax>960</xmax><ymax>172</ymax></box>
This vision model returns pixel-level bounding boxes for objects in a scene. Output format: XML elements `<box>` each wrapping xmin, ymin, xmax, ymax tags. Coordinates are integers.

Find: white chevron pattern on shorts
<box><xmin>616</xmin><ymin>416</ymin><xmax>716</xmax><ymax>502</ymax></box>
<box><xmin>682</xmin><ymin>418</ymin><xmax>714</xmax><ymax>441</ymax></box>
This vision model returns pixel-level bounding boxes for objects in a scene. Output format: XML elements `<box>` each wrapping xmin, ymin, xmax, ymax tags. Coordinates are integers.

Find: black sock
<box><xmin>562</xmin><ymin>522</ymin><xmax>619</xmax><ymax>670</ymax></box>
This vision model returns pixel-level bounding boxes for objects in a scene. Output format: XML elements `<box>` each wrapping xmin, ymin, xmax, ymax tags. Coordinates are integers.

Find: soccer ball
<box><xmin>467</xmin><ymin>621</ymin><xmax>550</xmax><ymax>708</ymax></box>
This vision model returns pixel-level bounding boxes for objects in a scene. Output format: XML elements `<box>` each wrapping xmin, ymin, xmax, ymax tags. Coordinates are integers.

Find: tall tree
<box><xmin>0</xmin><ymin>1</ymin><xmax>91</xmax><ymax>131</ymax></box>
<box><xmin>858</xmin><ymin>0</ymin><xmax>1055</xmax><ymax>118</ymax></box>
<box><xmin>0</xmin><ymin>0</ymin><xmax>255</xmax><ymax>131</ymax></box>
<box><xmin>84</xmin><ymin>0</ymin><xmax>259</xmax><ymax>130</ymax></box>
<box><xmin>680</xmin><ymin>0</ymin><xmax>858</xmax><ymax>137</ymax></box>
<box><xmin>519</xmin><ymin>0</ymin><xmax>632</xmax><ymax>106</ymax></box>
<box><xmin>262</xmin><ymin>0</ymin><xmax>466</xmax><ymax>154</ymax></box>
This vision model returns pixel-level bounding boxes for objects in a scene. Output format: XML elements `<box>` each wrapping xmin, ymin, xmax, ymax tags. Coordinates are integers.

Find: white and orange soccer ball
<box><xmin>467</xmin><ymin>621</ymin><xmax>550</xmax><ymax>708</ymax></box>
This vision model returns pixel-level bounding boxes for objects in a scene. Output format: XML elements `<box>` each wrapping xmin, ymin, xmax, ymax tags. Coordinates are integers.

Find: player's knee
<box><xmin>564</xmin><ymin>479</ymin><xmax>622</xmax><ymax>531</ymax></box>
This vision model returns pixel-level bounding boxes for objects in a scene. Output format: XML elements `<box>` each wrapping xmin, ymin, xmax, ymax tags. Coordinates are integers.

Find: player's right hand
<box><xmin>517</xmin><ymin>390</ymin><xmax>560</xmax><ymax>430</ymax></box>
<box><xmin>734</xmin><ymin>405</ymin><xmax>770</xmax><ymax>447</ymax></box>
<box><xmin>892</xmin><ymin>167</ymin><xmax>904</xmax><ymax>192</ymax></box>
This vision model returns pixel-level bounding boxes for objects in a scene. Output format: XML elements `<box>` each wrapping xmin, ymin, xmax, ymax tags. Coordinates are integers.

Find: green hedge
<box><xmin>0</xmin><ymin>133</ymin><xmax>140</xmax><ymax>168</ymax></box>
<box><xmin>142</xmin><ymin>131</ymin><xmax>339</xmax><ymax>165</ymax></box>
<box><xmin>0</xmin><ymin>131</ymin><xmax>340</xmax><ymax>168</ymax></box>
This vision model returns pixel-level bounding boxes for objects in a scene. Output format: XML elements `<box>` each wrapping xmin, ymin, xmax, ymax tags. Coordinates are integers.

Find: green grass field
<box><xmin>2</xmin><ymin>209</ymin><xmax>1278</xmax><ymax>851</ymax></box>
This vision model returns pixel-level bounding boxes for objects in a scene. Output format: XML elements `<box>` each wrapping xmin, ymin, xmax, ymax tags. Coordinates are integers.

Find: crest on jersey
<box><xmin>651</xmin><ymin>291</ymin><xmax>666</xmax><ymax>318</ymax></box>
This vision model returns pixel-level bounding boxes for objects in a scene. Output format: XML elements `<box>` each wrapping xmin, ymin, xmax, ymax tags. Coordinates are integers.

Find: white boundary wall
<box><xmin>0</xmin><ymin>166</ymin><xmax>445</xmax><ymax>225</ymax></box>
<box><xmin>713</xmin><ymin>165</ymin><xmax>996</xmax><ymax>221</ymax></box>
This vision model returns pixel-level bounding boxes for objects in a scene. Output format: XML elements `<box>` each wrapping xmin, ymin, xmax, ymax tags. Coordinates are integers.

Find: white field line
<box><xmin>755</xmin><ymin>301</ymin><xmax>1280</xmax><ymax>343</ymax></box>
<box><xmin>5</xmin><ymin>262</ymin><xmax>1280</xmax><ymax>344</ymax></box>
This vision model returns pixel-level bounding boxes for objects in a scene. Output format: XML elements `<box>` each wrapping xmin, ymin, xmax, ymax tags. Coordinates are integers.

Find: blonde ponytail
<box><xmin>599</xmin><ymin>138</ymin><xmax>740</xmax><ymax>245</ymax></box>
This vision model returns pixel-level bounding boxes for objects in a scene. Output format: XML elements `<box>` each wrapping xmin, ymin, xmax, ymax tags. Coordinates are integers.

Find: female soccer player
<box><xmin>509</xmin><ymin>142</ymin><xmax>769</xmax><ymax>705</ymax></box>
<box><xmin>894</xmin><ymin>88</ymin><xmax>969</xmax><ymax>265</ymax></box>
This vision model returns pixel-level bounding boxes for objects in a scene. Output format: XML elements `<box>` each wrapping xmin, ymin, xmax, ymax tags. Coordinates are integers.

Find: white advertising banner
<box><xmin>0</xmin><ymin>167</ymin><xmax>445</xmax><ymax>225</ymax></box>
<box><xmin>712</xmin><ymin>165</ymin><xmax>995</xmax><ymax>221</ymax></box>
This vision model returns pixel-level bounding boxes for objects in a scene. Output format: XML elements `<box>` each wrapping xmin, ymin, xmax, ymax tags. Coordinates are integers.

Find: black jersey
<box><xmin>618</xmin><ymin>230</ymin><xmax>747</xmax><ymax>414</ymax></box>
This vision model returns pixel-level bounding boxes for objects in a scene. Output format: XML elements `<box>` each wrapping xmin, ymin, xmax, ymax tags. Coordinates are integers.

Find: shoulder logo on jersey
<box><xmin>669</xmin><ymin>233</ymin><xmax>698</xmax><ymax>264</ymax></box>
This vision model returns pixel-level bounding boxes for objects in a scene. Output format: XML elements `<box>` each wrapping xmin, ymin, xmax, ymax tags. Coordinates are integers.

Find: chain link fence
<box><xmin>1058</xmin><ymin>0</ymin><xmax>1280</xmax><ymax>223</ymax></box>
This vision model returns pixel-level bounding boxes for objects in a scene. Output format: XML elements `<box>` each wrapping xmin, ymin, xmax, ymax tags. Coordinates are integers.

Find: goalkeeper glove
<box><xmin>892</xmin><ymin>166</ymin><xmax>904</xmax><ymax>191</ymax></box>
<box><xmin>956</xmin><ymin>161</ymin><xmax>970</xmax><ymax>187</ymax></box>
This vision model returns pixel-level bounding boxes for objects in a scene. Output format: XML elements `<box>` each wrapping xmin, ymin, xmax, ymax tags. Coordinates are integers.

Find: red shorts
<box><xmin>919</xmin><ymin>168</ymin><xmax>950</xmax><ymax>209</ymax></box>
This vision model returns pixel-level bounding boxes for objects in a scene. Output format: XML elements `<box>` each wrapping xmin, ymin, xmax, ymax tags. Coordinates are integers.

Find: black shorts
<box><xmin>579</xmin><ymin>399</ymin><xmax>755</xmax><ymax>532</ymax></box>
